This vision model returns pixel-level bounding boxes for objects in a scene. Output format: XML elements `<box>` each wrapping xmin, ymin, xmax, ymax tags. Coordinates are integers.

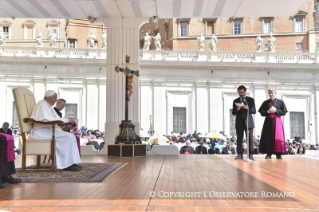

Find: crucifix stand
<box><xmin>113</xmin><ymin>55</ymin><xmax>141</xmax><ymax>145</ymax></box>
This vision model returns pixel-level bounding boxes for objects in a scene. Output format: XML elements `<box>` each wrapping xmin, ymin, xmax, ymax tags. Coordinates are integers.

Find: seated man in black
<box><xmin>208</xmin><ymin>143</ymin><xmax>220</xmax><ymax>154</ymax></box>
<box><xmin>0</xmin><ymin>122</ymin><xmax>21</xmax><ymax>155</ymax></box>
<box><xmin>195</xmin><ymin>141</ymin><xmax>207</xmax><ymax>154</ymax></box>
<box><xmin>0</xmin><ymin>122</ymin><xmax>21</xmax><ymax>189</ymax></box>
<box><xmin>180</xmin><ymin>140</ymin><xmax>195</xmax><ymax>154</ymax></box>
<box><xmin>222</xmin><ymin>142</ymin><xmax>235</xmax><ymax>155</ymax></box>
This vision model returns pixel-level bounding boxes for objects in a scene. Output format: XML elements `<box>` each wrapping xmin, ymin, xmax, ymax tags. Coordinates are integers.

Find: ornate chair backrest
<box><xmin>12</xmin><ymin>87</ymin><xmax>36</xmax><ymax>134</ymax></box>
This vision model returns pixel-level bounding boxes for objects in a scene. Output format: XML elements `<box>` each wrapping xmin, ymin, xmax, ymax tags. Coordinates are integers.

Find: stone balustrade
<box><xmin>140</xmin><ymin>50</ymin><xmax>319</xmax><ymax>64</ymax></box>
<box><xmin>1</xmin><ymin>46</ymin><xmax>318</xmax><ymax>64</ymax></box>
<box><xmin>0</xmin><ymin>46</ymin><xmax>107</xmax><ymax>59</ymax></box>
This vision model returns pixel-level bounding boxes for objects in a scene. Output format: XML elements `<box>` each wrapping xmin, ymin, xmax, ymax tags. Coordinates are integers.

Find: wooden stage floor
<box><xmin>0</xmin><ymin>154</ymin><xmax>318</xmax><ymax>212</ymax></box>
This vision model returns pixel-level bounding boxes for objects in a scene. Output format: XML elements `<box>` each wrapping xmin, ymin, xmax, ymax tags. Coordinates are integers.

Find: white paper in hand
<box><xmin>235</xmin><ymin>103</ymin><xmax>244</xmax><ymax>107</ymax></box>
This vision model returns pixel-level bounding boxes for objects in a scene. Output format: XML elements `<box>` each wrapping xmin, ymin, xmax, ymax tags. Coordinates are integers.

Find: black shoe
<box><xmin>0</xmin><ymin>182</ymin><xmax>8</xmax><ymax>189</ymax></box>
<box><xmin>235</xmin><ymin>154</ymin><xmax>243</xmax><ymax>160</ymax></box>
<box><xmin>63</xmin><ymin>165</ymin><xmax>80</xmax><ymax>172</ymax></box>
<box><xmin>276</xmin><ymin>156</ymin><xmax>283</xmax><ymax>159</ymax></box>
<box><xmin>265</xmin><ymin>155</ymin><xmax>272</xmax><ymax>159</ymax></box>
<box><xmin>73</xmin><ymin>164</ymin><xmax>83</xmax><ymax>169</ymax></box>
<box><xmin>1</xmin><ymin>175</ymin><xmax>21</xmax><ymax>184</ymax></box>
<box><xmin>249</xmin><ymin>154</ymin><xmax>255</xmax><ymax>161</ymax></box>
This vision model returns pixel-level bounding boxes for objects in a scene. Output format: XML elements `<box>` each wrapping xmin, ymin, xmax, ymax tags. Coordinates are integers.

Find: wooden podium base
<box><xmin>107</xmin><ymin>144</ymin><xmax>146</xmax><ymax>158</ymax></box>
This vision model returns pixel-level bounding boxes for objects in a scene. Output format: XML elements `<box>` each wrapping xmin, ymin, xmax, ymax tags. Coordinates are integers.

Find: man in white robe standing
<box><xmin>30</xmin><ymin>90</ymin><xmax>82</xmax><ymax>171</ymax></box>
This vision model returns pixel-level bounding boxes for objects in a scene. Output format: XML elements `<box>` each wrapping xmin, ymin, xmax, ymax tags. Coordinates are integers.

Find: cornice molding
<box><xmin>253</xmin><ymin>83</ymin><xmax>266</xmax><ymax>89</ymax></box>
<box><xmin>140</xmin><ymin>82</ymin><xmax>151</xmax><ymax>86</ymax></box>
<box><xmin>165</xmin><ymin>89</ymin><xmax>193</xmax><ymax>99</ymax></box>
<box><xmin>195</xmin><ymin>82</ymin><xmax>207</xmax><ymax>87</ymax></box>
<box><xmin>172</xmin><ymin>32</ymin><xmax>308</xmax><ymax>39</ymax></box>
<box><xmin>59</xmin><ymin>87</ymin><xmax>84</xmax><ymax>92</ymax></box>
<box><xmin>209</xmin><ymin>82</ymin><xmax>222</xmax><ymax>88</ymax></box>
<box><xmin>140</xmin><ymin>65</ymin><xmax>212</xmax><ymax>70</ymax></box>
<box><xmin>140</xmin><ymin>64</ymin><xmax>319</xmax><ymax>73</ymax></box>
<box><xmin>0</xmin><ymin>60</ymin><xmax>106</xmax><ymax>67</ymax></box>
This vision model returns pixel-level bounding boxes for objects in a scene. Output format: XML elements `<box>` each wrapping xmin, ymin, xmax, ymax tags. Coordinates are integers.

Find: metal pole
<box><xmin>244</xmin><ymin>100</ymin><xmax>252</xmax><ymax>162</ymax></box>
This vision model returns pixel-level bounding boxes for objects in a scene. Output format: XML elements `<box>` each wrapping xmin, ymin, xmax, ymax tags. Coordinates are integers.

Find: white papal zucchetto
<box><xmin>44</xmin><ymin>90</ymin><xmax>56</xmax><ymax>98</ymax></box>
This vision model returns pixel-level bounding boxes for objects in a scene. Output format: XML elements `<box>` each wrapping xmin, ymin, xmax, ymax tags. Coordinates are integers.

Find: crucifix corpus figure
<box><xmin>115</xmin><ymin>55</ymin><xmax>140</xmax><ymax>102</ymax></box>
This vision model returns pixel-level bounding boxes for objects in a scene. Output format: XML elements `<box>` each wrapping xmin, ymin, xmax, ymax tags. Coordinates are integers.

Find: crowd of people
<box><xmin>0</xmin><ymin>122</ymin><xmax>106</xmax><ymax>153</ymax></box>
<box><xmin>78</xmin><ymin>127</ymin><xmax>105</xmax><ymax>150</ymax></box>
<box><xmin>145</xmin><ymin>130</ymin><xmax>317</xmax><ymax>155</ymax></box>
<box><xmin>2</xmin><ymin>123</ymin><xmax>316</xmax><ymax>157</ymax></box>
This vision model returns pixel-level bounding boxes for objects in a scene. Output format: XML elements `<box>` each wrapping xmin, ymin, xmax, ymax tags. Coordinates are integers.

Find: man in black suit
<box><xmin>195</xmin><ymin>141</ymin><xmax>207</xmax><ymax>154</ymax></box>
<box><xmin>0</xmin><ymin>122</ymin><xmax>21</xmax><ymax>155</ymax></box>
<box><xmin>54</xmin><ymin>99</ymin><xmax>66</xmax><ymax>118</ymax></box>
<box><xmin>0</xmin><ymin>122</ymin><xmax>12</xmax><ymax>135</ymax></box>
<box><xmin>232</xmin><ymin>85</ymin><xmax>256</xmax><ymax>160</ymax></box>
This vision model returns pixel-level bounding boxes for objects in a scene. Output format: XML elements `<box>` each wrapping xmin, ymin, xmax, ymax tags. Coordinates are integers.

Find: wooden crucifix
<box><xmin>115</xmin><ymin>55</ymin><xmax>140</xmax><ymax>121</ymax></box>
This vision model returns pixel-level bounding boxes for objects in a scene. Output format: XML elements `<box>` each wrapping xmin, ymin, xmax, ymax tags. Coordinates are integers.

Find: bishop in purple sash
<box><xmin>258</xmin><ymin>88</ymin><xmax>288</xmax><ymax>159</ymax></box>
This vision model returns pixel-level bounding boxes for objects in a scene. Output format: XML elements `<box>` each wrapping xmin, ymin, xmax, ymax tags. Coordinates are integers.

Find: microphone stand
<box><xmin>243</xmin><ymin>99</ymin><xmax>253</xmax><ymax>162</ymax></box>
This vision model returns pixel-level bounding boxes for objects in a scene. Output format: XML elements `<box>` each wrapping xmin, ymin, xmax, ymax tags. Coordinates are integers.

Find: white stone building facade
<box><xmin>0</xmin><ymin>47</ymin><xmax>318</xmax><ymax>144</ymax></box>
<box><xmin>0</xmin><ymin>46</ymin><xmax>107</xmax><ymax>130</ymax></box>
<box><xmin>139</xmin><ymin>51</ymin><xmax>319</xmax><ymax>144</ymax></box>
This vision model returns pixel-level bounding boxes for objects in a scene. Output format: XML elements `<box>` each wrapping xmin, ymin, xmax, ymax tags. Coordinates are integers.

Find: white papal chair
<box><xmin>12</xmin><ymin>87</ymin><xmax>63</xmax><ymax>172</ymax></box>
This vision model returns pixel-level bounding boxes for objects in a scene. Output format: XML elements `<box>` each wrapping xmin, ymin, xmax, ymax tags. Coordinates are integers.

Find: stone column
<box><xmin>195</xmin><ymin>82</ymin><xmax>208</xmax><ymax>133</ymax></box>
<box><xmin>207</xmin><ymin>82</ymin><xmax>210</xmax><ymax>132</ymax></box>
<box><xmin>308</xmin><ymin>30</ymin><xmax>316</xmax><ymax>53</ymax></box>
<box><xmin>253</xmin><ymin>83</ymin><xmax>267</xmax><ymax>138</ymax></box>
<box><xmin>43</xmin><ymin>79</ymin><xmax>47</xmax><ymax>92</ymax></box>
<box><xmin>0</xmin><ymin>77</ymin><xmax>5</xmax><ymax>123</ymax></box>
<box><xmin>314</xmin><ymin>85</ymin><xmax>319</xmax><ymax>144</ymax></box>
<box><xmin>153</xmin><ymin>82</ymin><xmax>164</xmax><ymax>134</ymax></box>
<box><xmin>78</xmin><ymin>88</ymin><xmax>83</xmax><ymax>128</ymax></box>
<box><xmin>84</xmin><ymin>81</ymin><xmax>88</xmax><ymax>127</ymax></box>
<box><xmin>151</xmin><ymin>81</ymin><xmax>154</xmax><ymax>133</ymax></box>
<box><xmin>140</xmin><ymin>81</ymin><xmax>152</xmax><ymax>133</ymax></box>
<box><xmin>97</xmin><ymin>81</ymin><xmax>100</xmax><ymax>130</ymax></box>
<box><xmin>33</xmin><ymin>79</ymin><xmax>45</xmax><ymax>103</ymax></box>
<box><xmin>99</xmin><ymin>18</ymin><xmax>148</xmax><ymax>146</ymax></box>
<box><xmin>99</xmin><ymin>83</ymin><xmax>107</xmax><ymax>130</ymax></box>
<box><xmin>308</xmin><ymin>93</ymin><xmax>315</xmax><ymax>144</ymax></box>
<box><xmin>165</xmin><ymin>90</ymin><xmax>170</xmax><ymax>135</ymax></box>
<box><xmin>209</xmin><ymin>82</ymin><xmax>222</xmax><ymax>133</ymax></box>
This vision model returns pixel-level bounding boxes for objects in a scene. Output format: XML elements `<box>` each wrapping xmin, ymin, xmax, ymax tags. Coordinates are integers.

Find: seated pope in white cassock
<box><xmin>30</xmin><ymin>90</ymin><xmax>82</xmax><ymax>171</ymax></box>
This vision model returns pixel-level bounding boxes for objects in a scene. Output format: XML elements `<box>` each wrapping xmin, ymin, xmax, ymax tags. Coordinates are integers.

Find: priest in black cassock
<box><xmin>54</xmin><ymin>98</ymin><xmax>66</xmax><ymax>118</ymax></box>
<box><xmin>258</xmin><ymin>88</ymin><xmax>288</xmax><ymax>159</ymax></box>
<box><xmin>232</xmin><ymin>85</ymin><xmax>256</xmax><ymax>160</ymax></box>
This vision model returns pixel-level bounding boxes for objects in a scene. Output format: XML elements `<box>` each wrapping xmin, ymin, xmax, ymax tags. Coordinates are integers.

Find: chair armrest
<box><xmin>63</xmin><ymin>122</ymin><xmax>77</xmax><ymax>131</ymax></box>
<box><xmin>62</xmin><ymin>122</ymin><xmax>77</xmax><ymax>127</ymax></box>
<box><xmin>23</xmin><ymin>118</ymin><xmax>64</xmax><ymax>126</ymax></box>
